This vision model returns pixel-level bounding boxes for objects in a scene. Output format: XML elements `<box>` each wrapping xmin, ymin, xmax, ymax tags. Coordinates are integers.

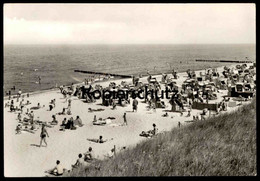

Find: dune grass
<box><xmin>67</xmin><ymin>99</ymin><xmax>256</xmax><ymax>176</ymax></box>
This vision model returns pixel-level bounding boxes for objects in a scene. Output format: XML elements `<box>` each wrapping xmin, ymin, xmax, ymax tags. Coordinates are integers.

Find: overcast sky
<box><xmin>4</xmin><ymin>3</ymin><xmax>256</xmax><ymax>44</ymax></box>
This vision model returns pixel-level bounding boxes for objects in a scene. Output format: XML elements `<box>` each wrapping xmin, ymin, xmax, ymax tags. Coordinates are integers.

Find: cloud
<box><xmin>4</xmin><ymin>4</ymin><xmax>256</xmax><ymax>44</ymax></box>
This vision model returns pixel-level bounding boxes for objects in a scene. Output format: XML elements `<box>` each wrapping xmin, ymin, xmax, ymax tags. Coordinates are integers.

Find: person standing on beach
<box><xmin>39</xmin><ymin>124</ymin><xmax>49</xmax><ymax>147</ymax></box>
<box><xmin>178</xmin><ymin>121</ymin><xmax>181</xmax><ymax>128</ymax></box>
<box><xmin>132</xmin><ymin>98</ymin><xmax>138</xmax><ymax>112</ymax></box>
<box><xmin>17</xmin><ymin>113</ymin><xmax>22</xmax><ymax>122</ymax></box>
<box><xmin>68</xmin><ymin>98</ymin><xmax>71</xmax><ymax>108</ymax></box>
<box><xmin>8</xmin><ymin>90</ymin><xmax>11</xmax><ymax>100</ymax></box>
<box><xmin>29</xmin><ymin>111</ymin><xmax>34</xmax><ymax>122</ymax></box>
<box><xmin>123</xmin><ymin>113</ymin><xmax>127</xmax><ymax>126</ymax></box>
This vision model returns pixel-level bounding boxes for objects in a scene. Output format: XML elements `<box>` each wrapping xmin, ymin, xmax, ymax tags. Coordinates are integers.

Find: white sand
<box><xmin>4</xmin><ymin>63</ymin><xmax>254</xmax><ymax>177</ymax></box>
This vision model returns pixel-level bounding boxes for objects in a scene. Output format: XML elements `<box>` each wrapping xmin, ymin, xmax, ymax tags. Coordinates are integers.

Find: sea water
<box><xmin>3</xmin><ymin>44</ymin><xmax>256</xmax><ymax>95</ymax></box>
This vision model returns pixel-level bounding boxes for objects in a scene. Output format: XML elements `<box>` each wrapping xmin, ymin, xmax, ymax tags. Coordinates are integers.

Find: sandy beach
<box><xmin>4</xmin><ymin>63</ymin><xmax>254</xmax><ymax>177</ymax></box>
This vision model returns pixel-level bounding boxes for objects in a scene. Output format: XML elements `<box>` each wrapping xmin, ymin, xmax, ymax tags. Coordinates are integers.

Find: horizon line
<box><xmin>4</xmin><ymin>43</ymin><xmax>256</xmax><ymax>45</ymax></box>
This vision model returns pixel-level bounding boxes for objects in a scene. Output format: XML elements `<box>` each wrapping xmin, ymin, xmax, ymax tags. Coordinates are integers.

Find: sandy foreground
<box><xmin>4</xmin><ymin>63</ymin><xmax>253</xmax><ymax>177</ymax></box>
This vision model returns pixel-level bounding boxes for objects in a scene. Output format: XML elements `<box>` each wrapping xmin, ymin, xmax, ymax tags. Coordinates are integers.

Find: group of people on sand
<box><xmin>46</xmin><ymin>145</ymin><xmax>117</xmax><ymax>176</ymax></box>
<box><xmin>60</xmin><ymin>116</ymin><xmax>84</xmax><ymax>130</ymax></box>
<box><xmin>5</xmin><ymin>92</ymin><xmax>44</xmax><ymax>135</ymax></box>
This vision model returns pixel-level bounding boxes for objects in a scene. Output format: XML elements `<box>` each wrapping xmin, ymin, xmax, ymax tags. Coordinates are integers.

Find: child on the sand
<box><xmin>51</xmin><ymin>115</ymin><xmax>58</xmax><ymax>125</ymax></box>
<box><xmin>15</xmin><ymin>124</ymin><xmax>22</xmax><ymax>134</ymax></box>
<box><xmin>67</xmin><ymin>108</ymin><xmax>72</xmax><ymax>115</ymax></box>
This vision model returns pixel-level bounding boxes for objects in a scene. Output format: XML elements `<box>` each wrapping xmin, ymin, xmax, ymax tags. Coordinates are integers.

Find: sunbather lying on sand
<box><xmin>87</xmin><ymin>136</ymin><xmax>112</xmax><ymax>143</ymax></box>
<box><xmin>23</xmin><ymin>116</ymin><xmax>32</xmax><ymax>123</ymax></box>
<box><xmin>30</xmin><ymin>103</ymin><xmax>43</xmax><ymax>110</ymax></box>
<box><xmin>162</xmin><ymin>112</ymin><xmax>169</xmax><ymax>117</ymax></box>
<box><xmin>93</xmin><ymin>118</ymin><xmax>107</xmax><ymax>125</ymax></box>
<box><xmin>22</xmin><ymin>125</ymin><xmax>36</xmax><ymax>134</ymax></box>
<box><xmin>24</xmin><ymin>100</ymin><xmax>31</xmax><ymax>105</ymax></box>
<box><xmin>107</xmin><ymin>117</ymin><xmax>116</xmax><ymax>120</ymax></box>
<box><xmin>88</xmin><ymin>108</ymin><xmax>105</xmax><ymax>112</ymax></box>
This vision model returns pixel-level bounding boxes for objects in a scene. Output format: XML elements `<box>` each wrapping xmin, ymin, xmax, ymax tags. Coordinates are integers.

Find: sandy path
<box><xmin>4</xmin><ymin>63</ymin><xmax>254</xmax><ymax>177</ymax></box>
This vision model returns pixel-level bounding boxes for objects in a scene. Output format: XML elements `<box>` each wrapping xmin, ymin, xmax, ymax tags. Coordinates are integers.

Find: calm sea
<box><xmin>3</xmin><ymin>44</ymin><xmax>256</xmax><ymax>95</ymax></box>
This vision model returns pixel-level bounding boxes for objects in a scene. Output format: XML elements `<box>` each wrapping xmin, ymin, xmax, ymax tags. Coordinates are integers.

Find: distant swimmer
<box><xmin>21</xmin><ymin>72</ymin><xmax>23</xmax><ymax>76</ymax></box>
<box><xmin>38</xmin><ymin>76</ymin><xmax>41</xmax><ymax>84</ymax></box>
<box><xmin>34</xmin><ymin>69</ymin><xmax>38</xmax><ymax>71</ymax></box>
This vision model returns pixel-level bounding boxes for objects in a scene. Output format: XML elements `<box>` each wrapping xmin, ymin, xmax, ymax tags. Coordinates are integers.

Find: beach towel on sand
<box><xmin>88</xmin><ymin>108</ymin><xmax>105</xmax><ymax>112</ymax></box>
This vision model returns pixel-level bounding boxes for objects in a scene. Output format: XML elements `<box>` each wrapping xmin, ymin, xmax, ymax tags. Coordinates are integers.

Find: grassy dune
<box><xmin>68</xmin><ymin>99</ymin><xmax>256</xmax><ymax>176</ymax></box>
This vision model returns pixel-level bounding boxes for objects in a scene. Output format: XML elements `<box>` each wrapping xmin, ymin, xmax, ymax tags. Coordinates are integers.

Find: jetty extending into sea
<box><xmin>74</xmin><ymin>69</ymin><xmax>132</xmax><ymax>78</ymax></box>
<box><xmin>196</xmin><ymin>59</ymin><xmax>253</xmax><ymax>63</ymax></box>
